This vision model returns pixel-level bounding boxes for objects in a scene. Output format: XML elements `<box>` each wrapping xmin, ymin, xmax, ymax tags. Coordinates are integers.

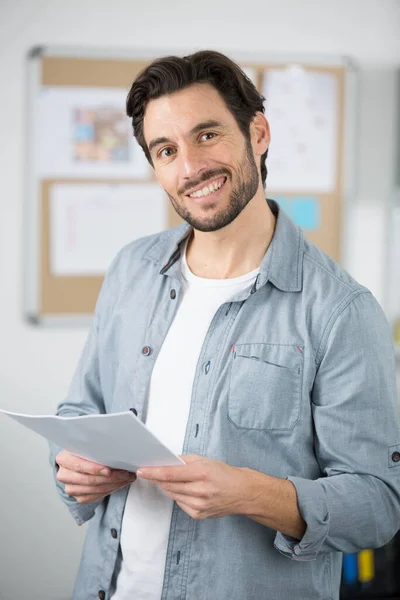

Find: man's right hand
<box><xmin>56</xmin><ymin>450</ymin><xmax>136</xmax><ymax>504</ymax></box>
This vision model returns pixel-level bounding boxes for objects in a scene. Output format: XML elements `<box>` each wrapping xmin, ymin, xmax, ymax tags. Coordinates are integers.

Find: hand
<box><xmin>55</xmin><ymin>450</ymin><xmax>136</xmax><ymax>504</ymax></box>
<box><xmin>137</xmin><ymin>454</ymin><xmax>247</xmax><ymax>520</ymax></box>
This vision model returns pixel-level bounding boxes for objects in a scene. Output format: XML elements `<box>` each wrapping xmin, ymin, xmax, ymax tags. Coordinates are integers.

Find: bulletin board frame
<box><xmin>24</xmin><ymin>45</ymin><xmax>358</xmax><ymax>326</ymax></box>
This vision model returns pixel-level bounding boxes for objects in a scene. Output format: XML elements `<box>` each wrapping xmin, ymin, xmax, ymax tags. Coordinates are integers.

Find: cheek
<box><xmin>154</xmin><ymin>167</ymin><xmax>178</xmax><ymax>195</ymax></box>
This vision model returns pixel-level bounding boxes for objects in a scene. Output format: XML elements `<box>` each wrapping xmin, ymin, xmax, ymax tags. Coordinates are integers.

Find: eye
<box><xmin>158</xmin><ymin>147</ymin><xmax>175</xmax><ymax>159</ymax></box>
<box><xmin>200</xmin><ymin>132</ymin><xmax>217</xmax><ymax>142</ymax></box>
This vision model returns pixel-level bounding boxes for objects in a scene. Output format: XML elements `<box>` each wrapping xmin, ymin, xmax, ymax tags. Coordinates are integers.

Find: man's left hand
<box><xmin>136</xmin><ymin>455</ymin><xmax>247</xmax><ymax>520</ymax></box>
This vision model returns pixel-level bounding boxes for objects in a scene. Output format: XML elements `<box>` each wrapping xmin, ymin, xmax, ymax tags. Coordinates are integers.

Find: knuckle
<box><xmin>55</xmin><ymin>450</ymin><xmax>66</xmax><ymax>465</ymax></box>
<box><xmin>192</xmin><ymin>510</ymin><xmax>203</xmax><ymax>521</ymax></box>
<box><xmin>194</xmin><ymin>485</ymin><xmax>206</xmax><ymax>498</ymax></box>
<box><xmin>193</xmin><ymin>498</ymin><xmax>204</xmax><ymax>511</ymax></box>
<box><xmin>82</xmin><ymin>474</ymin><xmax>92</xmax><ymax>486</ymax></box>
<box><xmin>201</xmin><ymin>468</ymin><xmax>210</xmax><ymax>480</ymax></box>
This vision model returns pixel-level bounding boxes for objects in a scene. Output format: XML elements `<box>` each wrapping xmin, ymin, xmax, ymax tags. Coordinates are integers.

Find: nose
<box><xmin>178</xmin><ymin>144</ymin><xmax>208</xmax><ymax>181</ymax></box>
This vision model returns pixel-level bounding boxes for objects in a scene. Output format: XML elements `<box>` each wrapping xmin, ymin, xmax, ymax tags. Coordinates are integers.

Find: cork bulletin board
<box><xmin>24</xmin><ymin>46</ymin><xmax>357</xmax><ymax>325</ymax></box>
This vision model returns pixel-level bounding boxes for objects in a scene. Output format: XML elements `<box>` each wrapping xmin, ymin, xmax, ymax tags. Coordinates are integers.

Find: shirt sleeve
<box><xmin>48</xmin><ymin>261</ymin><xmax>116</xmax><ymax>526</ymax></box>
<box><xmin>274</xmin><ymin>291</ymin><xmax>400</xmax><ymax>560</ymax></box>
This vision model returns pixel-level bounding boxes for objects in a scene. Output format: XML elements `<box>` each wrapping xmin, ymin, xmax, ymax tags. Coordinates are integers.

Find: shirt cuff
<box><xmin>69</xmin><ymin>502</ymin><xmax>97</xmax><ymax>526</ymax></box>
<box><xmin>273</xmin><ymin>476</ymin><xmax>330</xmax><ymax>561</ymax></box>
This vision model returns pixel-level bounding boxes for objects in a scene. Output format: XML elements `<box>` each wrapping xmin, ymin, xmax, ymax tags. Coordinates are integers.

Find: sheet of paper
<box><xmin>50</xmin><ymin>182</ymin><xmax>168</xmax><ymax>276</ymax></box>
<box><xmin>0</xmin><ymin>409</ymin><xmax>184</xmax><ymax>471</ymax></box>
<box><xmin>37</xmin><ymin>86</ymin><xmax>150</xmax><ymax>178</ymax></box>
<box><xmin>262</xmin><ymin>67</ymin><xmax>339</xmax><ymax>192</ymax></box>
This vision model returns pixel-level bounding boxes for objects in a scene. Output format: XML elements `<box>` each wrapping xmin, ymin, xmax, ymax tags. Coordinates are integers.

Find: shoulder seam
<box><xmin>303</xmin><ymin>252</ymin><xmax>355</xmax><ymax>291</ymax></box>
<box><xmin>315</xmin><ymin>289</ymin><xmax>371</xmax><ymax>367</ymax></box>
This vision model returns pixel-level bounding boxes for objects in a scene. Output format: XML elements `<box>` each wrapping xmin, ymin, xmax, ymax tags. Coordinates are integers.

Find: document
<box><xmin>37</xmin><ymin>86</ymin><xmax>150</xmax><ymax>179</ymax></box>
<box><xmin>50</xmin><ymin>182</ymin><xmax>168</xmax><ymax>276</ymax></box>
<box><xmin>0</xmin><ymin>409</ymin><xmax>184</xmax><ymax>471</ymax></box>
<box><xmin>262</xmin><ymin>67</ymin><xmax>338</xmax><ymax>192</ymax></box>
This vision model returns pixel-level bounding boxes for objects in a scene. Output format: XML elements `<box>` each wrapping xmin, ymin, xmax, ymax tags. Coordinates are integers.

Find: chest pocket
<box><xmin>228</xmin><ymin>343</ymin><xmax>303</xmax><ymax>431</ymax></box>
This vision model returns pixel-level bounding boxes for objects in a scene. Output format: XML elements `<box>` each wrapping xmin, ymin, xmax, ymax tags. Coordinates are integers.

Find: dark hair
<box><xmin>126</xmin><ymin>50</ymin><xmax>268</xmax><ymax>186</ymax></box>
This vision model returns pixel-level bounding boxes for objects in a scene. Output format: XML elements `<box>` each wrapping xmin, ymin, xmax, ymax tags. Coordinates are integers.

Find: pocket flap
<box><xmin>234</xmin><ymin>343</ymin><xmax>304</xmax><ymax>372</ymax></box>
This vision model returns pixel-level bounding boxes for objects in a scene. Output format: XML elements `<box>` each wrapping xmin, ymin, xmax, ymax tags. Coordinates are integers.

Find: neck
<box><xmin>186</xmin><ymin>191</ymin><xmax>276</xmax><ymax>279</ymax></box>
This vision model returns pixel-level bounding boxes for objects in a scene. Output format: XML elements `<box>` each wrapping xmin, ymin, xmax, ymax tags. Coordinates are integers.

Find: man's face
<box><xmin>143</xmin><ymin>83</ymin><xmax>260</xmax><ymax>232</ymax></box>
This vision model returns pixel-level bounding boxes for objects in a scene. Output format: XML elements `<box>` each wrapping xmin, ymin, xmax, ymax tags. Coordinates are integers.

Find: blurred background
<box><xmin>0</xmin><ymin>0</ymin><xmax>399</xmax><ymax>598</ymax></box>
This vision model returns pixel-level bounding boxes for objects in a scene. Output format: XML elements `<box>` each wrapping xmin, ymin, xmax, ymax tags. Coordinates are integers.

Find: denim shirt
<box><xmin>49</xmin><ymin>200</ymin><xmax>400</xmax><ymax>600</ymax></box>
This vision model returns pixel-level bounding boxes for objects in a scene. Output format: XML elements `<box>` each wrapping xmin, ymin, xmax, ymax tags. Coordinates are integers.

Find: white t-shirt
<box><xmin>111</xmin><ymin>245</ymin><xmax>259</xmax><ymax>600</ymax></box>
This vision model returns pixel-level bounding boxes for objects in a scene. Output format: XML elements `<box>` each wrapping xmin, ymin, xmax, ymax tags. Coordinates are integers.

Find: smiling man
<box><xmin>50</xmin><ymin>51</ymin><xmax>400</xmax><ymax>600</ymax></box>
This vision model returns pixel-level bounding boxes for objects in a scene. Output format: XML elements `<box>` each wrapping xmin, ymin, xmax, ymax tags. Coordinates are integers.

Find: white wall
<box><xmin>0</xmin><ymin>1</ymin><xmax>399</xmax><ymax>598</ymax></box>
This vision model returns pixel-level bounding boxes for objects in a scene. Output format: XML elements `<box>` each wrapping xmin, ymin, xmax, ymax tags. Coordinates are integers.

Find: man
<box><xmin>50</xmin><ymin>50</ymin><xmax>400</xmax><ymax>600</ymax></box>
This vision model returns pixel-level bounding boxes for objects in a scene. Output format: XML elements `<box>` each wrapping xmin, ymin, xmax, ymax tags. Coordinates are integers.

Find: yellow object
<box><xmin>394</xmin><ymin>318</ymin><xmax>400</xmax><ymax>344</ymax></box>
<box><xmin>358</xmin><ymin>549</ymin><xmax>375</xmax><ymax>583</ymax></box>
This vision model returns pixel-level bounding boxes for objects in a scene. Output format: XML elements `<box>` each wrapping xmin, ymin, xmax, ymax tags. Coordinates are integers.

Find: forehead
<box><xmin>143</xmin><ymin>83</ymin><xmax>238</xmax><ymax>143</ymax></box>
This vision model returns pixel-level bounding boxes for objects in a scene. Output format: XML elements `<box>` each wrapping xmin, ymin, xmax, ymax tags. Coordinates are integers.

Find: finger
<box><xmin>65</xmin><ymin>480</ymin><xmax>132</xmax><ymax>497</ymax></box>
<box><xmin>137</xmin><ymin>464</ymin><xmax>201</xmax><ymax>483</ymax></box>
<box><xmin>56</xmin><ymin>450</ymin><xmax>112</xmax><ymax>477</ymax></box>
<box><xmin>179</xmin><ymin>454</ymin><xmax>203</xmax><ymax>464</ymax></box>
<box><xmin>165</xmin><ymin>491</ymin><xmax>205</xmax><ymax>508</ymax></box>
<box><xmin>173</xmin><ymin>498</ymin><xmax>205</xmax><ymax>520</ymax></box>
<box><xmin>74</xmin><ymin>493</ymin><xmax>109</xmax><ymax>505</ymax></box>
<box><xmin>57</xmin><ymin>467</ymin><xmax>135</xmax><ymax>487</ymax></box>
<box><xmin>153</xmin><ymin>480</ymin><xmax>205</xmax><ymax>497</ymax></box>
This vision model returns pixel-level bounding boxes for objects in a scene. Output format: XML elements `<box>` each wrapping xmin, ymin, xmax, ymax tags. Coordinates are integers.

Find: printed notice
<box><xmin>50</xmin><ymin>182</ymin><xmax>168</xmax><ymax>276</ymax></box>
<box><xmin>37</xmin><ymin>86</ymin><xmax>150</xmax><ymax>179</ymax></box>
<box><xmin>263</xmin><ymin>67</ymin><xmax>339</xmax><ymax>192</ymax></box>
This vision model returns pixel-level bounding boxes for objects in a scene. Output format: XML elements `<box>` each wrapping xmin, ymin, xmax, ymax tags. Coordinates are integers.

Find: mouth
<box><xmin>185</xmin><ymin>176</ymin><xmax>227</xmax><ymax>201</ymax></box>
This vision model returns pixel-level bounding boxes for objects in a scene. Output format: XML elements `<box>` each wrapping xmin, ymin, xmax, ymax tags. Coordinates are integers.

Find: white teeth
<box><xmin>189</xmin><ymin>179</ymin><xmax>224</xmax><ymax>198</ymax></box>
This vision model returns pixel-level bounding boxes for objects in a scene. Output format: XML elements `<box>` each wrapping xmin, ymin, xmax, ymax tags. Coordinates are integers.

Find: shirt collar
<box><xmin>146</xmin><ymin>199</ymin><xmax>304</xmax><ymax>293</ymax></box>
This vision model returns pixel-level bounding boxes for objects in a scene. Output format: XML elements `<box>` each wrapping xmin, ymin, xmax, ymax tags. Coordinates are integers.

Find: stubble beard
<box><xmin>166</xmin><ymin>139</ymin><xmax>260</xmax><ymax>233</ymax></box>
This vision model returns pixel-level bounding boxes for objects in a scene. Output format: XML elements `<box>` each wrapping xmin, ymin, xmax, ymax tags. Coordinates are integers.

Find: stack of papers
<box><xmin>0</xmin><ymin>409</ymin><xmax>184</xmax><ymax>471</ymax></box>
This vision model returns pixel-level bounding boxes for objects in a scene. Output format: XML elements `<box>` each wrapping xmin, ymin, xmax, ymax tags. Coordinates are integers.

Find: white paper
<box><xmin>50</xmin><ymin>182</ymin><xmax>168</xmax><ymax>276</ymax></box>
<box><xmin>0</xmin><ymin>409</ymin><xmax>184</xmax><ymax>471</ymax></box>
<box><xmin>37</xmin><ymin>86</ymin><xmax>150</xmax><ymax>179</ymax></box>
<box><xmin>262</xmin><ymin>67</ymin><xmax>338</xmax><ymax>192</ymax></box>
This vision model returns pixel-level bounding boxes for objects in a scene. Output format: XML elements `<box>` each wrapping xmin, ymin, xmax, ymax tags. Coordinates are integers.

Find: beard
<box><xmin>166</xmin><ymin>138</ymin><xmax>260</xmax><ymax>233</ymax></box>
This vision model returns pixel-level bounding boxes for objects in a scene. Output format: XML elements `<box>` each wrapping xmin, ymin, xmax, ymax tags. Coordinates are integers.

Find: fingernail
<box><xmin>100</xmin><ymin>469</ymin><xmax>108</xmax><ymax>476</ymax></box>
<box><xmin>136</xmin><ymin>469</ymin><xmax>143</xmax><ymax>477</ymax></box>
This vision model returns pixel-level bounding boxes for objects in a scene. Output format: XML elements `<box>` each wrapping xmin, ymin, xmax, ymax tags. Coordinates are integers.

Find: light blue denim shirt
<box><xmin>49</xmin><ymin>200</ymin><xmax>400</xmax><ymax>600</ymax></box>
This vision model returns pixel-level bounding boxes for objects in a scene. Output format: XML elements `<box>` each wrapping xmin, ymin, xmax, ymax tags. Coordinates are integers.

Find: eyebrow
<box><xmin>147</xmin><ymin>120</ymin><xmax>224</xmax><ymax>155</ymax></box>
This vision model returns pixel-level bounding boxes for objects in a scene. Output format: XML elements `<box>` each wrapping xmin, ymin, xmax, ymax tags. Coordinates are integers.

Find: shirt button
<box><xmin>170</xmin><ymin>289</ymin><xmax>176</xmax><ymax>299</ymax></box>
<box><xmin>141</xmin><ymin>346</ymin><xmax>152</xmax><ymax>356</ymax></box>
<box><xmin>111</xmin><ymin>528</ymin><xmax>118</xmax><ymax>539</ymax></box>
<box><xmin>98</xmin><ymin>591</ymin><xmax>105</xmax><ymax>600</ymax></box>
<box><xmin>392</xmin><ymin>451</ymin><xmax>400</xmax><ymax>463</ymax></box>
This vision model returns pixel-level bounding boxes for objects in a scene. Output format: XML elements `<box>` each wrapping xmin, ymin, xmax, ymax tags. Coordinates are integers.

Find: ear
<box><xmin>250</xmin><ymin>111</ymin><xmax>270</xmax><ymax>157</ymax></box>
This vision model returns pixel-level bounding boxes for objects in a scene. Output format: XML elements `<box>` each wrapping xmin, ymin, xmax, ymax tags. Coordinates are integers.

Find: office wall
<box><xmin>0</xmin><ymin>0</ymin><xmax>399</xmax><ymax>598</ymax></box>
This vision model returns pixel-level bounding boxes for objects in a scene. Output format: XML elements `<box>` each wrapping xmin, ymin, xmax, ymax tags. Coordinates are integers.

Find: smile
<box><xmin>187</xmin><ymin>176</ymin><xmax>227</xmax><ymax>199</ymax></box>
